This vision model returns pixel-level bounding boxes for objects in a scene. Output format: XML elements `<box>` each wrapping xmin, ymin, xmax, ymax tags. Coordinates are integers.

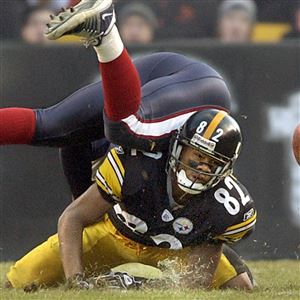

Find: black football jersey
<box><xmin>95</xmin><ymin>147</ymin><xmax>256</xmax><ymax>249</ymax></box>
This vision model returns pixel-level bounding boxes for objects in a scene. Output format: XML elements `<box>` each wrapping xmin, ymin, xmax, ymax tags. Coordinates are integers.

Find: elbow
<box><xmin>57</xmin><ymin>207</ymin><xmax>81</xmax><ymax>236</ymax></box>
<box><xmin>57</xmin><ymin>210</ymin><xmax>68</xmax><ymax>236</ymax></box>
<box><xmin>57</xmin><ymin>210</ymin><xmax>66</xmax><ymax>233</ymax></box>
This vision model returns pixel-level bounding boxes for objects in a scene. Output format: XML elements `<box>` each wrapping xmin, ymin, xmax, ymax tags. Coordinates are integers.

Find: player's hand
<box><xmin>93</xmin><ymin>271</ymin><xmax>144</xmax><ymax>290</ymax></box>
<box><xmin>66</xmin><ymin>273</ymin><xmax>94</xmax><ymax>290</ymax></box>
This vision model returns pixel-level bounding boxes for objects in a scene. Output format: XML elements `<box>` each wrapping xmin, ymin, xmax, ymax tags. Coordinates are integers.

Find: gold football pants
<box><xmin>7</xmin><ymin>215</ymin><xmax>242</xmax><ymax>289</ymax></box>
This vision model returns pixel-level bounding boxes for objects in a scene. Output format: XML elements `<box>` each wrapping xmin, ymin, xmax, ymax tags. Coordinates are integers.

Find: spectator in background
<box><xmin>21</xmin><ymin>6</ymin><xmax>55</xmax><ymax>45</ymax></box>
<box><xmin>118</xmin><ymin>2</ymin><xmax>158</xmax><ymax>45</ymax></box>
<box><xmin>282</xmin><ymin>2</ymin><xmax>300</xmax><ymax>40</ymax></box>
<box><xmin>217</xmin><ymin>0</ymin><xmax>257</xmax><ymax>43</ymax></box>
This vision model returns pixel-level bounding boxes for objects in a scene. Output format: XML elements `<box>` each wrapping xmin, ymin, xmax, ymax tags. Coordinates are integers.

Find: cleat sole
<box><xmin>44</xmin><ymin>0</ymin><xmax>112</xmax><ymax>40</ymax></box>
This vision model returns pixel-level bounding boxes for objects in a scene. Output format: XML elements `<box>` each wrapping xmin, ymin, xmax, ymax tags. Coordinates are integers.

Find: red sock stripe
<box><xmin>100</xmin><ymin>49</ymin><xmax>141</xmax><ymax>121</ymax></box>
<box><xmin>0</xmin><ymin>108</ymin><xmax>36</xmax><ymax>144</ymax></box>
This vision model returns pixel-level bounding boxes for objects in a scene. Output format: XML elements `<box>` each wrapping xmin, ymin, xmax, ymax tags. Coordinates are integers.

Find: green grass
<box><xmin>1</xmin><ymin>260</ymin><xmax>299</xmax><ymax>299</ymax></box>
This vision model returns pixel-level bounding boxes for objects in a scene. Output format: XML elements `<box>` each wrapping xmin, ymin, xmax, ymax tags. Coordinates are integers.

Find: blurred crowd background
<box><xmin>1</xmin><ymin>0</ymin><xmax>300</xmax><ymax>45</ymax></box>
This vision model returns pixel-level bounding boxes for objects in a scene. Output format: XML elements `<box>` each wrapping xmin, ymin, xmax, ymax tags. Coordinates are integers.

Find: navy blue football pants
<box><xmin>32</xmin><ymin>52</ymin><xmax>230</xmax><ymax>197</ymax></box>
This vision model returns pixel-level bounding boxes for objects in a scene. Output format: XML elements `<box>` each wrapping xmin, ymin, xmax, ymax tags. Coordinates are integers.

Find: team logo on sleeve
<box><xmin>173</xmin><ymin>217</ymin><xmax>193</xmax><ymax>234</ymax></box>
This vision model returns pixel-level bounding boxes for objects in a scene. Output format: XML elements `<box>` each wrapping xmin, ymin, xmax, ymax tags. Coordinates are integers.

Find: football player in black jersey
<box><xmin>6</xmin><ymin>0</ymin><xmax>255</xmax><ymax>292</ymax></box>
<box><xmin>7</xmin><ymin>109</ymin><xmax>256</xmax><ymax>291</ymax></box>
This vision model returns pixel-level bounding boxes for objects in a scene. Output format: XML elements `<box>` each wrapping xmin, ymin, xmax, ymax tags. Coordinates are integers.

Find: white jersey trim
<box><xmin>96</xmin><ymin>170</ymin><xmax>113</xmax><ymax>195</ymax></box>
<box><xmin>107</xmin><ymin>151</ymin><xmax>124</xmax><ymax>185</ymax></box>
<box><xmin>121</xmin><ymin>111</ymin><xmax>197</xmax><ymax>137</ymax></box>
<box><xmin>222</xmin><ymin>219</ymin><xmax>257</xmax><ymax>236</ymax></box>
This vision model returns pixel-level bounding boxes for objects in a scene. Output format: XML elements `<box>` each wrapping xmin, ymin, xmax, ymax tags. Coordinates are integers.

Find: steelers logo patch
<box><xmin>173</xmin><ymin>217</ymin><xmax>193</xmax><ymax>235</ymax></box>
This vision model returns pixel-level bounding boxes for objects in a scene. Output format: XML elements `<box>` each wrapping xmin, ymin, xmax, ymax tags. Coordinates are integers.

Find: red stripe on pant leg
<box><xmin>0</xmin><ymin>108</ymin><xmax>36</xmax><ymax>144</ymax></box>
<box><xmin>99</xmin><ymin>49</ymin><xmax>141</xmax><ymax>121</ymax></box>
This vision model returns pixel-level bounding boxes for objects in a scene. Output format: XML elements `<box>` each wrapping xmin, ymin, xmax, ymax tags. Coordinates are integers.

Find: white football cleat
<box><xmin>45</xmin><ymin>0</ymin><xmax>115</xmax><ymax>46</ymax></box>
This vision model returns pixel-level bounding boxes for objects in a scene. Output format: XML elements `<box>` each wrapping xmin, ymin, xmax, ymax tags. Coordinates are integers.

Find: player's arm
<box><xmin>59</xmin><ymin>147</ymin><xmax>124</xmax><ymax>285</ymax></box>
<box><xmin>57</xmin><ymin>183</ymin><xmax>112</xmax><ymax>281</ymax></box>
<box><xmin>180</xmin><ymin>242</ymin><xmax>223</xmax><ymax>289</ymax></box>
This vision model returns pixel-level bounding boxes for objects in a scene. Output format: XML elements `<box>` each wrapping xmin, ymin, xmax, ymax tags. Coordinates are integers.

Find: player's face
<box><xmin>179</xmin><ymin>146</ymin><xmax>222</xmax><ymax>184</ymax></box>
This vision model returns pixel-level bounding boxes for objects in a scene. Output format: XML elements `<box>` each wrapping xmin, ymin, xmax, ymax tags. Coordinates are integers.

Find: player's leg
<box><xmin>0</xmin><ymin>54</ymin><xmax>190</xmax><ymax>147</ymax></box>
<box><xmin>2</xmin><ymin>0</ymin><xmax>231</xmax><ymax>151</ymax></box>
<box><xmin>0</xmin><ymin>81</ymin><xmax>105</xmax><ymax>146</ymax></box>
<box><xmin>0</xmin><ymin>53</ymin><xmax>187</xmax><ymax>147</ymax></box>
<box><xmin>6</xmin><ymin>233</ymin><xmax>64</xmax><ymax>289</ymax></box>
<box><xmin>0</xmin><ymin>108</ymin><xmax>36</xmax><ymax>145</ymax></box>
<box><xmin>44</xmin><ymin>0</ymin><xmax>143</xmax><ymax>137</ymax></box>
<box><xmin>0</xmin><ymin>50</ymin><xmax>172</xmax><ymax>147</ymax></box>
<box><xmin>217</xmin><ymin>244</ymin><xmax>253</xmax><ymax>290</ymax></box>
<box><xmin>60</xmin><ymin>143</ymin><xmax>93</xmax><ymax>198</ymax></box>
<box><xmin>209</xmin><ymin>244</ymin><xmax>253</xmax><ymax>290</ymax></box>
<box><xmin>46</xmin><ymin>0</ymin><xmax>141</xmax><ymax>122</ymax></box>
<box><xmin>104</xmin><ymin>53</ymin><xmax>232</xmax><ymax>151</ymax></box>
<box><xmin>129</xmin><ymin>242</ymin><xmax>253</xmax><ymax>290</ymax></box>
<box><xmin>33</xmin><ymin>83</ymin><xmax>106</xmax><ymax>146</ymax></box>
<box><xmin>60</xmin><ymin>138</ymin><xmax>110</xmax><ymax>198</ymax></box>
<box><xmin>6</xmin><ymin>215</ymin><xmax>130</xmax><ymax>289</ymax></box>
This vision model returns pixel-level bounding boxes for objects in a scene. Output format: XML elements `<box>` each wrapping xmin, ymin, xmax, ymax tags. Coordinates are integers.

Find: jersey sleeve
<box><xmin>209</xmin><ymin>175</ymin><xmax>257</xmax><ymax>244</ymax></box>
<box><xmin>95</xmin><ymin>148</ymin><xmax>125</xmax><ymax>204</ymax></box>
<box><xmin>215</xmin><ymin>209</ymin><xmax>257</xmax><ymax>243</ymax></box>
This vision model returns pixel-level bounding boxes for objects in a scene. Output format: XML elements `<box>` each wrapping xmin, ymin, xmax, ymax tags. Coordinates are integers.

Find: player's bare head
<box><xmin>168</xmin><ymin>109</ymin><xmax>242</xmax><ymax>194</ymax></box>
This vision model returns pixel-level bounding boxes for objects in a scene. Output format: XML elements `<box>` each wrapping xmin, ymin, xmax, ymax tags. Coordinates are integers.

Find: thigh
<box><xmin>7</xmin><ymin>233</ymin><xmax>64</xmax><ymax>288</ymax></box>
<box><xmin>31</xmin><ymin>53</ymin><xmax>187</xmax><ymax>147</ymax></box>
<box><xmin>7</xmin><ymin>217</ymin><xmax>131</xmax><ymax>288</ymax></box>
<box><xmin>33</xmin><ymin>82</ymin><xmax>105</xmax><ymax>147</ymax></box>
<box><xmin>129</xmin><ymin>52</ymin><xmax>231</xmax><ymax>117</ymax></box>
<box><xmin>133</xmin><ymin>52</ymin><xmax>196</xmax><ymax>84</ymax></box>
<box><xmin>139</xmin><ymin>56</ymin><xmax>231</xmax><ymax>118</ymax></box>
<box><xmin>105</xmin><ymin>53</ymin><xmax>232</xmax><ymax>151</ymax></box>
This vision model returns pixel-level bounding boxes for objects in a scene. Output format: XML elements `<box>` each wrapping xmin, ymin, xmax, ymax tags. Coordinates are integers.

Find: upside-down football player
<box><xmin>5</xmin><ymin>0</ymin><xmax>256</xmax><ymax>292</ymax></box>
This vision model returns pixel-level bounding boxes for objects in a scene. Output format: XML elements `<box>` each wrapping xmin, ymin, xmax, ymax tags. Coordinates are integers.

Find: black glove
<box><xmin>66</xmin><ymin>273</ymin><xmax>94</xmax><ymax>290</ymax></box>
<box><xmin>93</xmin><ymin>271</ymin><xmax>144</xmax><ymax>290</ymax></box>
